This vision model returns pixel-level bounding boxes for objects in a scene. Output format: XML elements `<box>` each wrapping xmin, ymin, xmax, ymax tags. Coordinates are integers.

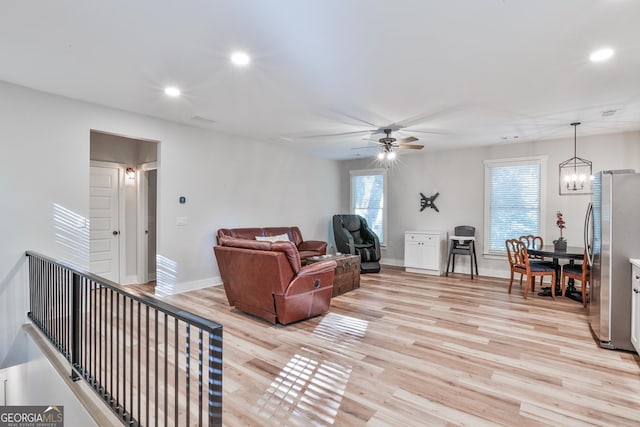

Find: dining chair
<box><xmin>512</xmin><ymin>240</ymin><xmax>556</xmax><ymax>299</ymax></box>
<box><xmin>519</xmin><ymin>235</ymin><xmax>554</xmax><ymax>287</ymax></box>
<box><xmin>561</xmin><ymin>252</ymin><xmax>590</xmax><ymax>307</ymax></box>
<box><xmin>519</xmin><ymin>235</ymin><xmax>543</xmax><ymax>253</ymax></box>
<box><xmin>505</xmin><ymin>239</ymin><xmax>525</xmax><ymax>293</ymax></box>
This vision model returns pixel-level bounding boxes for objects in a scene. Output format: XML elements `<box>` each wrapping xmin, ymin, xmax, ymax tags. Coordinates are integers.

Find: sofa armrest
<box><xmin>297</xmin><ymin>260</ymin><xmax>336</xmax><ymax>277</ymax></box>
<box><xmin>283</xmin><ymin>260</ymin><xmax>336</xmax><ymax>298</ymax></box>
<box><xmin>298</xmin><ymin>240</ymin><xmax>328</xmax><ymax>253</ymax></box>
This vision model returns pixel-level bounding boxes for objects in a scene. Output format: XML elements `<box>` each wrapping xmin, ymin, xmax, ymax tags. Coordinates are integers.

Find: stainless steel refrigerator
<box><xmin>585</xmin><ymin>169</ymin><xmax>640</xmax><ymax>351</ymax></box>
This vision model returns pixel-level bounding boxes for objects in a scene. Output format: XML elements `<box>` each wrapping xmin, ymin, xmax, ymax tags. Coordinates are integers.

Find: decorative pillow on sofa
<box><xmin>255</xmin><ymin>233</ymin><xmax>291</xmax><ymax>242</ymax></box>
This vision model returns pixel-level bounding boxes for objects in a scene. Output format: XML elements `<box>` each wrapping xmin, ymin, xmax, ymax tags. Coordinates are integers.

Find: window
<box><xmin>350</xmin><ymin>169</ymin><xmax>386</xmax><ymax>244</ymax></box>
<box><xmin>484</xmin><ymin>156</ymin><xmax>547</xmax><ymax>255</ymax></box>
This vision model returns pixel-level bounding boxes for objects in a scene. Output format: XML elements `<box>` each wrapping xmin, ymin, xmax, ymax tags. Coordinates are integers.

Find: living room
<box><xmin>2</xmin><ymin>1</ymin><xmax>640</xmax><ymax>425</ymax></box>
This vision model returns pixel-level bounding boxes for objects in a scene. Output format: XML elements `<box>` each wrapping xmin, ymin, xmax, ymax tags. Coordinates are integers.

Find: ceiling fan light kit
<box><xmin>374</xmin><ymin>128</ymin><xmax>424</xmax><ymax>160</ymax></box>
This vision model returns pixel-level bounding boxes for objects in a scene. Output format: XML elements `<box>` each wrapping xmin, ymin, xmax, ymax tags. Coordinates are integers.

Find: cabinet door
<box><xmin>405</xmin><ymin>234</ymin><xmax>421</xmax><ymax>268</ymax></box>
<box><xmin>420</xmin><ymin>235</ymin><xmax>439</xmax><ymax>270</ymax></box>
<box><xmin>632</xmin><ymin>266</ymin><xmax>640</xmax><ymax>355</ymax></box>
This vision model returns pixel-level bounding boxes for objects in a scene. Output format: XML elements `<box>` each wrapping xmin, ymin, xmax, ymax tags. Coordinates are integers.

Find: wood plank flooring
<box><xmin>159</xmin><ymin>268</ymin><xmax>640</xmax><ymax>426</ymax></box>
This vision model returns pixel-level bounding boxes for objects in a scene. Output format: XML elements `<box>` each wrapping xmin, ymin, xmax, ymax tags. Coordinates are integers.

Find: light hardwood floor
<box><xmin>159</xmin><ymin>267</ymin><xmax>640</xmax><ymax>426</ymax></box>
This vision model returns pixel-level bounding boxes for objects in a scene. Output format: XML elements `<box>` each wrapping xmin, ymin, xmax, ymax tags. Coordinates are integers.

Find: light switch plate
<box><xmin>176</xmin><ymin>216</ymin><xmax>188</xmax><ymax>226</ymax></box>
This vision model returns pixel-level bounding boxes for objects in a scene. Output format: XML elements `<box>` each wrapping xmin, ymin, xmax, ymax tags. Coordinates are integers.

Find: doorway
<box><xmin>89</xmin><ymin>165</ymin><xmax>120</xmax><ymax>282</ymax></box>
<box><xmin>89</xmin><ymin>131</ymin><xmax>158</xmax><ymax>285</ymax></box>
<box><xmin>137</xmin><ymin>167</ymin><xmax>157</xmax><ymax>283</ymax></box>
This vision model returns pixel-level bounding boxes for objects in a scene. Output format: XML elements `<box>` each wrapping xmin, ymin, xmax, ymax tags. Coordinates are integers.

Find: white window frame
<box><xmin>483</xmin><ymin>156</ymin><xmax>547</xmax><ymax>257</ymax></box>
<box><xmin>350</xmin><ymin>168</ymin><xmax>387</xmax><ymax>245</ymax></box>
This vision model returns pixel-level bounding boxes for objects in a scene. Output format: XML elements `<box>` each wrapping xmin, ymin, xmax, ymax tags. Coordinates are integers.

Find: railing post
<box><xmin>71</xmin><ymin>272</ymin><xmax>81</xmax><ymax>381</ymax></box>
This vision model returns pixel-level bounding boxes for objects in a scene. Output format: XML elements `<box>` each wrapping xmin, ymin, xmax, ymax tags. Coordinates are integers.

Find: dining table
<box><xmin>527</xmin><ymin>244</ymin><xmax>585</xmax><ymax>302</ymax></box>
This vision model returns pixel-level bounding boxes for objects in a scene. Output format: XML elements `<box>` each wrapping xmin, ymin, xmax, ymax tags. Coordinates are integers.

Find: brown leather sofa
<box><xmin>217</xmin><ymin>226</ymin><xmax>327</xmax><ymax>261</ymax></box>
<box><xmin>214</xmin><ymin>236</ymin><xmax>336</xmax><ymax>324</ymax></box>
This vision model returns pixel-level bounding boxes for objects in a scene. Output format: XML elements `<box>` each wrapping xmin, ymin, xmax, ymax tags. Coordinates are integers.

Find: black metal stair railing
<box><xmin>26</xmin><ymin>251</ymin><xmax>223</xmax><ymax>427</ymax></box>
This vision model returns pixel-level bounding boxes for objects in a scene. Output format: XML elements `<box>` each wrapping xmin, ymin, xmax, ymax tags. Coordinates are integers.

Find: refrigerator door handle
<box><xmin>584</xmin><ymin>202</ymin><xmax>594</xmax><ymax>267</ymax></box>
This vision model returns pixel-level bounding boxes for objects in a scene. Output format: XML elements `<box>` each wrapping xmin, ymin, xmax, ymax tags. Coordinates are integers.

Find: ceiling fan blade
<box><xmin>393</xmin><ymin>105</ymin><xmax>462</xmax><ymax>129</ymax></box>
<box><xmin>299</xmin><ymin>129</ymin><xmax>372</xmax><ymax>139</ymax></box>
<box><xmin>350</xmin><ymin>145</ymin><xmax>379</xmax><ymax>151</ymax></box>
<box><xmin>397</xmin><ymin>144</ymin><xmax>424</xmax><ymax>150</ymax></box>
<box><xmin>398</xmin><ymin>136</ymin><xmax>419</xmax><ymax>143</ymax></box>
<box><xmin>369</xmin><ymin>128</ymin><xmax>391</xmax><ymax>135</ymax></box>
<box><xmin>328</xmin><ymin>109</ymin><xmax>379</xmax><ymax>128</ymax></box>
<box><xmin>403</xmin><ymin>128</ymin><xmax>453</xmax><ymax>135</ymax></box>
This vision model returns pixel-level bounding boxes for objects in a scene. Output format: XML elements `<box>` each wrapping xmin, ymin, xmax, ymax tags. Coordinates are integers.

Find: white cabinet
<box><xmin>404</xmin><ymin>231</ymin><xmax>446</xmax><ymax>275</ymax></box>
<box><xmin>631</xmin><ymin>261</ymin><xmax>640</xmax><ymax>355</ymax></box>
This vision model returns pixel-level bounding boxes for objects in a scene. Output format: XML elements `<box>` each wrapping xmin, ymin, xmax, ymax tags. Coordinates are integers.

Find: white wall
<box><xmin>340</xmin><ymin>131</ymin><xmax>640</xmax><ymax>276</ymax></box>
<box><xmin>0</xmin><ymin>81</ymin><xmax>342</xmax><ymax>367</ymax></box>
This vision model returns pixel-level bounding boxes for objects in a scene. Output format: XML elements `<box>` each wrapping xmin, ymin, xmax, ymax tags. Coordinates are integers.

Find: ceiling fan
<box><xmin>374</xmin><ymin>128</ymin><xmax>424</xmax><ymax>151</ymax></box>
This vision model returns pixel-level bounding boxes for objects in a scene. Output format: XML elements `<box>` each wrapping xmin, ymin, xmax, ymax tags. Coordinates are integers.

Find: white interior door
<box><xmin>90</xmin><ymin>166</ymin><xmax>120</xmax><ymax>282</ymax></box>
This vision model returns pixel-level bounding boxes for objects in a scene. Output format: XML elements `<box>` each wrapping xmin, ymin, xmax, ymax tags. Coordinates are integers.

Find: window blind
<box><xmin>351</xmin><ymin>171</ymin><xmax>385</xmax><ymax>243</ymax></box>
<box><xmin>485</xmin><ymin>160</ymin><xmax>542</xmax><ymax>253</ymax></box>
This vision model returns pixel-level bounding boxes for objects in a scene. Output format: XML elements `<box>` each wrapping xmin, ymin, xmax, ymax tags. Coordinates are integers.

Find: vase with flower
<box><xmin>553</xmin><ymin>211</ymin><xmax>567</xmax><ymax>251</ymax></box>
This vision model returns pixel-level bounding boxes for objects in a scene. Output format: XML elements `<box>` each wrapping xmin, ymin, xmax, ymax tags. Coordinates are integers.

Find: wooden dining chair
<box><xmin>511</xmin><ymin>240</ymin><xmax>556</xmax><ymax>299</ymax></box>
<box><xmin>506</xmin><ymin>239</ymin><xmax>525</xmax><ymax>293</ymax></box>
<box><xmin>519</xmin><ymin>235</ymin><xmax>554</xmax><ymax>287</ymax></box>
<box><xmin>519</xmin><ymin>235</ymin><xmax>543</xmax><ymax>253</ymax></box>
<box><xmin>561</xmin><ymin>252</ymin><xmax>590</xmax><ymax>307</ymax></box>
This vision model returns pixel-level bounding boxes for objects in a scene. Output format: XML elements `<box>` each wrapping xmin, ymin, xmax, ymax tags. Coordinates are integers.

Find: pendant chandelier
<box><xmin>559</xmin><ymin>122</ymin><xmax>592</xmax><ymax>195</ymax></box>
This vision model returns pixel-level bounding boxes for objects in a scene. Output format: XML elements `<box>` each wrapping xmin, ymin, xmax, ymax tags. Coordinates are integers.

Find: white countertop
<box><xmin>630</xmin><ymin>258</ymin><xmax>640</xmax><ymax>268</ymax></box>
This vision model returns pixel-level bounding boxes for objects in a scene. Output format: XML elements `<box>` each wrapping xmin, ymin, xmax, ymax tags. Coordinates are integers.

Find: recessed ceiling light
<box><xmin>164</xmin><ymin>86</ymin><xmax>181</xmax><ymax>97</ymax></box>
<box><xmin>589</xmin><ymin>48</ymin><xmax>614</xmax><ymax>62</ymax></box>
<box><xmin>230</xmin><ymin>51</ymin><xmax>251</xmax><ymax>66</ymax></box>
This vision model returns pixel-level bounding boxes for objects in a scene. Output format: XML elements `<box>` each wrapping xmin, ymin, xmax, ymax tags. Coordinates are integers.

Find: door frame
<box><xmin>136</xmin><ymin>162</ymin><xmax>158</xmax><ymax>284</ymax></box>
<box><xmin>90</xmin><ymin>160</ymin><xmax>127</xmax><ymax>283</ymax></box>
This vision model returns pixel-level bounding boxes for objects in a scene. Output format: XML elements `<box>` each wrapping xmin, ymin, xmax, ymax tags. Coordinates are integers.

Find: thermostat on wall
<box><xmin>179</xmin><ymin>196</ymin><xmax>186</xmax><ymax>204</ymax></box>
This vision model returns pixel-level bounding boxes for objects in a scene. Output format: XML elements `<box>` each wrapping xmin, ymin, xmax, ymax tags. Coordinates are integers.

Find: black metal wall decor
<box><xmin>420</xmin><ymin>192</ymin><xmax>440</xmax><ymax>212</ymax></box>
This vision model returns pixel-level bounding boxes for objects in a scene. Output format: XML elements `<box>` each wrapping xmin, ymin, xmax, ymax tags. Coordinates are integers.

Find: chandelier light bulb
<box><xmin>387</xmin><ymin>151</ymin><xmax>397</xmax><ymax>160</ymax></box>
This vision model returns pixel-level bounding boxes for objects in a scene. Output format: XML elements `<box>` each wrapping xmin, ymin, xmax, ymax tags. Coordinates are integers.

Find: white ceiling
<box><xmin>1</xmin><ymin>0</ymin><xmax>639</xmax><ymax>159</ymax></box>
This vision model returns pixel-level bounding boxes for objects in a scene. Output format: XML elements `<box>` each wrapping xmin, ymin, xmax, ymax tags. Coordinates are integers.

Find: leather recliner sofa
<box><xmin>214</xmin><ymin>236</ymin><xmax>336</xmax><ymax>324</ymax></box>
<box><xmin>217</xmin><ymin>226</ymin><xmax>327</xmax><ymax>261</ymax></box>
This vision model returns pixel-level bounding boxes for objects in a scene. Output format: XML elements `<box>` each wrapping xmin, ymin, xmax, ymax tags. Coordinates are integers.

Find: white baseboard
<box><xmin>382</xmin><ymin>256</ymin><xmax>511</xmax><ymax>279</ymax></box>
<box><xmin>381</xmin><ymin>257</ymin><xmax>404</xmax><ymax>267</ymax></box>
<box><xmin>122</xmin><ymin>275</ymin><xmax>139</xmax><ymax>286</ymax></box>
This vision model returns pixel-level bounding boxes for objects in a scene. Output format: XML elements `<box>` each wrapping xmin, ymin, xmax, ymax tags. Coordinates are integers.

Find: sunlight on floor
<box><xmin>155</xmin><ymin>254</ymin><xmax>178</xmax><ymax>296</ymax></box>
<box><xmin>255</xmin><ymin>313</ymin><xmax>368</xmax><ymax>425</ymax></box>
